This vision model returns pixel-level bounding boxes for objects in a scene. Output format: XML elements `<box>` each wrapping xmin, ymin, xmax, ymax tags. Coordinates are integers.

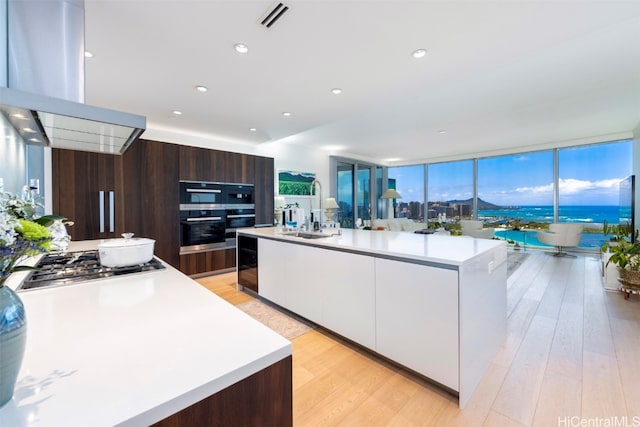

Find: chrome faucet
<box><xmin>310</xmin><ymin>179</ymin><xmax>323</xmax><ymax>227</ymax></box>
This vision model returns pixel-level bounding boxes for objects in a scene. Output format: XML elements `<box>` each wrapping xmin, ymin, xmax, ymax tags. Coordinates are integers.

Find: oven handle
<box><xmin>227</xmin><ymin>214</ymin><xmax>256</xmax><ymax>219</ymax></box>
<box><xmin>185</xmin><ymin>217</ymin><xmax>223</xmax><ymax>222</ymax></box>
<box><xmin>186</xmin><ymin>188</ymin><xmax>221</xmax><ymax>193</ymax></box>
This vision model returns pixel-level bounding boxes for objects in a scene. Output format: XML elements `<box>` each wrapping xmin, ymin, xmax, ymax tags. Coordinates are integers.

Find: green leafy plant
<box><xmin>605</xmin><ymin>239</ymin><xmax>640</xmax><ymax>271</ymax></box>
<box><xmin>601</xmin><ymin>220</ymin><xmax>638</xmax><ymax>252</ymax></box>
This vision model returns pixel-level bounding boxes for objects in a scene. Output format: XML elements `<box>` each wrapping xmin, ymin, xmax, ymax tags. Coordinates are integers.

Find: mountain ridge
<box><xmin>445</xmin><ymin>198</ymin><xmax>519</xmax><ymax>210</ymax></box>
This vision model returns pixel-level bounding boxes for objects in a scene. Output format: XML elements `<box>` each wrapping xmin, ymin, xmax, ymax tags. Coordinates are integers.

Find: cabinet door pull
<box><xmin>99</xmin><ymin>191</ymin><xmax>105</xmax><ymax>233</ymax></box>
<box><xmin>109</xmin><ymin>191</ymin><xmax>115</xmax><ymax>233</ymax></box>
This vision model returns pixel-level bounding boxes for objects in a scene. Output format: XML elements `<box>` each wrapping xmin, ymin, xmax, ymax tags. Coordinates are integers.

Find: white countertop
<box><xmin>0</xmin><ymin>241</ymin><xmax>291</xmax><ymax>427</ymax></box>
<box><xmin>239</xmin><ymin>227</ymin><xmax>506</xmax><ymax>267</ymax></box>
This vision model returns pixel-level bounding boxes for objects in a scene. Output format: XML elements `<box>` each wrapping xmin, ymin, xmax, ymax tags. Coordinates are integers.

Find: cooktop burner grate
<box><xmin>19</xmin><ymin>250</ymin><xmax>165</xmax><ymax>291</ymax></box>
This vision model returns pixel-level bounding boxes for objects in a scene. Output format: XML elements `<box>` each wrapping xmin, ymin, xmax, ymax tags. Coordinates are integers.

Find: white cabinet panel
<box><xmin>285</xmin><ymin>244</ymin><xmax>324</xmax><ymax>324</ymax></box>
<box><xmin>258</xmin><ymin>239</ymin><xmax>375</xmax><ymax>346</ymax></box>
<box><xmin>375</xmin><ymin>258</ymin><xmax>459</xmax><ymax>391</ymax></box>
<box><xmin>321</xmin><ymin>249</ymin><xmax>376</xmax><ymax>350</ymax></box>
<box><xmin>257</xmin><ymin>239</ymin><xmax>289</xmax><ymax>307</ymax></box>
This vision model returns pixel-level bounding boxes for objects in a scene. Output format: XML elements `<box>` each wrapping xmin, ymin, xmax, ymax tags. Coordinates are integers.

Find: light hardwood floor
<box><xmin>196</xmin><ymin>251</ymin><xmax>640</xmax><ymax>426</ymax></box>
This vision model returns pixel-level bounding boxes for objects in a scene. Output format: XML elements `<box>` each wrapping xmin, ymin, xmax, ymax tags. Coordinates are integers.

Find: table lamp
<box><xmin>324</xmin><ymin>197</ymin><xmax>339</xmax><ymax>223</ymax></box>
<box><xmin>380</xmin><ymin>189</ymin><xmax>401</xmax><ymax>219</ymax></box>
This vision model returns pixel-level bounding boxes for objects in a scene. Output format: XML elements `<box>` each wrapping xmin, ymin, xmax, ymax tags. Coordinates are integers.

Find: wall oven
<box><xmin>180</xmin><ymin>209</ymin><xmax>226</xmax><ymax>254</ymax></box>
<box><xmin>225</xmin><ymin>207</ymin><xmax>256</xmax><ymax>244</ymax></box>
<box><xmin>180</xmin><ymin>181</ymin><xmax>255</xmax><ymax>253</ymax></box>
<box><xmin>180</xmin><ymin>181</ymin><xmax>224</xmax><ymax>210</ymax></box>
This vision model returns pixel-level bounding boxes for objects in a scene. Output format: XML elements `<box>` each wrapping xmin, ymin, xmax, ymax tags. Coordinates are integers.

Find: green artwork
<box><xmin>278</xmin><ymin>170</ymin><xmax>316</xmax><ymax>195</ymax></box>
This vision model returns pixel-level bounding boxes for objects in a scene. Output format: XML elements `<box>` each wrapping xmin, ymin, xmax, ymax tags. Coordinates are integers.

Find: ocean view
<box><xmin>478</xmin><ymin>205</ymin><xmax>630</xmax><ymax>250</ymax></box>
<box><xmin>478</xmin><ymin>205</ymin><xmax>628</xmax><ymax>226</ymax></box>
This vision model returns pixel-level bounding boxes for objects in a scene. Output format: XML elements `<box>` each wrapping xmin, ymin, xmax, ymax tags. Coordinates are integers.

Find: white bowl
<box><xmin>98</xmin><ymin>233</ymin><xmax>155</xmax><ymax>267</ymax></box>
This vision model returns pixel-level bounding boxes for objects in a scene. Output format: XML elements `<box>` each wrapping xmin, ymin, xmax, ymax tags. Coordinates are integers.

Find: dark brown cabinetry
<box><xmin>52</xmin><ymin>149</ymin><xmax>125</xmax><ymax>240</ymax></box>
<box><xmin>52</xmin><ymin>140</ymin><xmax>274</xmax><ymax>276</ymax></box>
<box><xmin>179</xmin><ymin>145</ymin><xmax>225</xmax><ymax>182</ymax></box>
<box><xmin>151</xmin><ymin>356</ymin><xmax>292</xmax><ymax>427</ymax></box>
<box><xmin>179</xmin><ymin>248</ymin><xmax>236</xmax><ymax>276</ymax></box>
<box><xmin>123</xmin><ymin>139</ymin><xmax>180</xmax><ymax>268</ymax></box>
<box><xmin>225</xmin><ymin>151</ymin><xmax>254</xmax><ymax>184</ymax></box>
<box><xmin>254</xmin><ymin>155</ymin><xmax>274</xmax><ymax>226</ymax></box>
<box><xmin>178</xmin><ymin>146</ymin><xmax>256</xmax><ymax>185</ymax></box>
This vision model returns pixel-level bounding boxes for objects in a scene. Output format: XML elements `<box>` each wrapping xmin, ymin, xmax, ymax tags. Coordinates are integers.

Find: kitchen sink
<box><xmin>278</xmin><ymin>231</ymin><xmax>333</xmax><ymax>239</ymax></box>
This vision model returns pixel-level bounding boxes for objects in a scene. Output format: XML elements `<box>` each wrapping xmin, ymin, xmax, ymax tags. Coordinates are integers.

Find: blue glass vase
<box><xmin>0</xmin><ymin>283</ymin><xmax>27</xmax><ymax>408</ymax></box>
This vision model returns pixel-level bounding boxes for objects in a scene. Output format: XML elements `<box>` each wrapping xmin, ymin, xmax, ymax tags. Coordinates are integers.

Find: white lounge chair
<box><xmin>537</xmin><ymin>223</ymin><xmax>584</xmax><ymax>257</ymax></box>
<box><xmin>459</xmin><ymin>220</ymin><xmax>495</xmax><ymax>239</ymax></box>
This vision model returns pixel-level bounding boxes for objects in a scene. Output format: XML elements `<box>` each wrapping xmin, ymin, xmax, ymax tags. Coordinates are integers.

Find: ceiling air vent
<box><xmin>261</xmin><ymin>2</ymin><xmax>289</xmax><ymax>28</ymax></box>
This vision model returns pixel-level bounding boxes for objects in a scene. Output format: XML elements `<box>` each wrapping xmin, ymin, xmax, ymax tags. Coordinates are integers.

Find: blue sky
<box><xmin>389</xmin><ymin>140</ymin><xmax>632</xmax><ymax>206</ymax></box>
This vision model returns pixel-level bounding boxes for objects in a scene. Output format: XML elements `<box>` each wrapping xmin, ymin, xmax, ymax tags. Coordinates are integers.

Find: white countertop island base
<box><xmin>0</xmin><ymin>241</ymin><xmax>292</xmax><ymax>427</ymax></box>
<box><xmin>238</xmin><ymin>227</ymin><xmax>507</xmax><ymax>408</ymax></box>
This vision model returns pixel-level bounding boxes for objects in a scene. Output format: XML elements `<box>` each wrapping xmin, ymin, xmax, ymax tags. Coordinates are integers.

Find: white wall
<box><xmin>254</xmin><ymin>141</ymin><xmax>330</xmax><ymax>211</ymax></box>
<box><xmin>0</xmin><ymin>114</ymin><xmax>27</xmax><ymax>194</ymax></box>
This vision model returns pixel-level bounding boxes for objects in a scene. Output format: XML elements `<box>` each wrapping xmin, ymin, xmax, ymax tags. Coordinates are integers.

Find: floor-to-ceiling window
<box><xmin>558</xmin><ymin>140</ymin><xmax>632</xmax><ymax>249</ymax></box>
<box><xmin>333</xmin><ymin>139</ymin><xmax>632</xmax><ymax>249</ymax></box>
<box><xmin>331</xmin><ymin>157</ymin><xmax>381</xmax><ymax>228</ymax></box>
<box><xmin>427</xmin><ymin>160</ymin><xmax>473</xmax><ymax>224</ymax></box>
<box><xmin>388</xmin><ymin>165</ymin><xmax>425</xmax><ymax>221</ymax></box>
<box><xmin>356</xmin><ymin>166</ymin><xmax>372</xmax><ymax>226</ymax></box>
<box><xmin>478</xmin><ymin>151</ymin><xmax>554</xmax><ymax>242</ymax></box>
<box><xmin>336</xmin><ymin>161</ymin><xmax>355</xmax><ymax>228</ymax></box>
<box><xmin>478</xmin><ymin>151</ymin><xmax>555</xmax><ymax>217</ymax></box>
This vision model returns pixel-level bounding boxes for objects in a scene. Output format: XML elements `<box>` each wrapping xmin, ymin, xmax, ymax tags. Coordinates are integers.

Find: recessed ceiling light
<box><xmin>195</xmin><ymin>85</ymin><xmax>208</xmax><ymax>92</ymax></box>
<box><xmin>439</xmin><ymin>130</ymin><xmax>447</xmax><ymax>134</ymax></box>
<box><xmin>22</xmin><ymin>127</ymin><xmax>36</xmax><ymax>133</ymax></box>
<box><xmin>331</xmin><ymin>88</ymin><xmax>342</xmax><ymax>95</ymax></box>
<box><xmin>11</xmin><ymin>113</ymin><xmax>26</xmax><ymax>119</ymax></box>
<box><xmin>29</xmin><ymin>138</ymin><xmax>41</xmax><ymax>142</ymax></box>
<box><xmin>412</xmin><ymin>49</ymin><xmax>427</xmax><ymax>59</ymax></box>
<box><xmin>282</xmin><ymin>112</ymin><xmax>292</xmax><ymax>117</ymax></box>
<box><xmin>234</xmin><ymin>43</ymin><xmax>249</xmax><ymax>54</ymax></box>
<box><xmin>84</xmin><ymin>51</ymin><xmax>94</xmax><ymax>58</ymax></box>
<box><xmin>249</xmin><ymin>128</ymin><xmax>257</xmax><ymax>132</ymax></box>
<box><xmin>172</xmin><ymin>110</ymin><xmax>183</xmax><ymax>115</ymax></box>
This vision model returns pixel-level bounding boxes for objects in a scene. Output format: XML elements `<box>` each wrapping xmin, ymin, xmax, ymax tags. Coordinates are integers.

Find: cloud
<box><xmin>558</xmin><ymin>178</ymin><xmax>622</xmax><ymax>195</ymax></box>
<box><xmin>514</xmin><ymin>183</ymin><xmax>553</xmax><ymax>194</ymax></box>
<box><xmin>512</xmin><ymin>178</ymin><xmax>622</xmax><ymax>196</ymax></box>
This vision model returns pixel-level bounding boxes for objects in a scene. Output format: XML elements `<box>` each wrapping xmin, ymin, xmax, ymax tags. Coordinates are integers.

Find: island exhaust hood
<box><xmin>2</xmin><ymin>0</ymin><xmax>146</xmax><ymax>155</ymax></box>
<box><xmin>0</xmin><ymin>87</ymin><xmax>146</xmax><ymax>155</ymax></box>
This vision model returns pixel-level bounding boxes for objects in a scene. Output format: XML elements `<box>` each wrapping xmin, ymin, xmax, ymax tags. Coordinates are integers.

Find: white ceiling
<box><xmin>84</xmin><ymin>0</ymin><xmax>640</xmax><ymax>165</ymax></box>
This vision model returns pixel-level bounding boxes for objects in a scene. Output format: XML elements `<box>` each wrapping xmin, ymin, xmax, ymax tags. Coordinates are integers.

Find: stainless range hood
<box><xmin>2</xmin><ymin>0</ymin><xmax>146</xmax><ymax>155</ymax></box>
<box><xmin>0</xmin><ymin>86</ymin><xmax>146</xmax><ymax>155</ymax></box>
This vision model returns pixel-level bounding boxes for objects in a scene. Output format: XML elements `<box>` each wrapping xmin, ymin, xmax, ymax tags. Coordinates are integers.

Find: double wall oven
<box><xmin>179</xmin><ymin>181</ymin><xmax>255</xmax><ymax>254</ymax></box>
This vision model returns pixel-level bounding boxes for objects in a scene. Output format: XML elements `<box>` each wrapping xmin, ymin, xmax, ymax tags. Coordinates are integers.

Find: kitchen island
<box><xmin>238</xmin><ymin>227</ymin><xmax>507</xmax><ymax>408</ymax></box>
<box><xmin>1</xmin><ymin>241</ymin><xmax>292</xmax><ymax>426</ymax></box>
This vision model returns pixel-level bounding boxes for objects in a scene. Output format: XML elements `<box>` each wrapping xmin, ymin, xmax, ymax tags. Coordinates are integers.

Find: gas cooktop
<box><xmin>17</xmin><ymin>250</ymin><xmax>165</xmax><ymax>291</ymax></box>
